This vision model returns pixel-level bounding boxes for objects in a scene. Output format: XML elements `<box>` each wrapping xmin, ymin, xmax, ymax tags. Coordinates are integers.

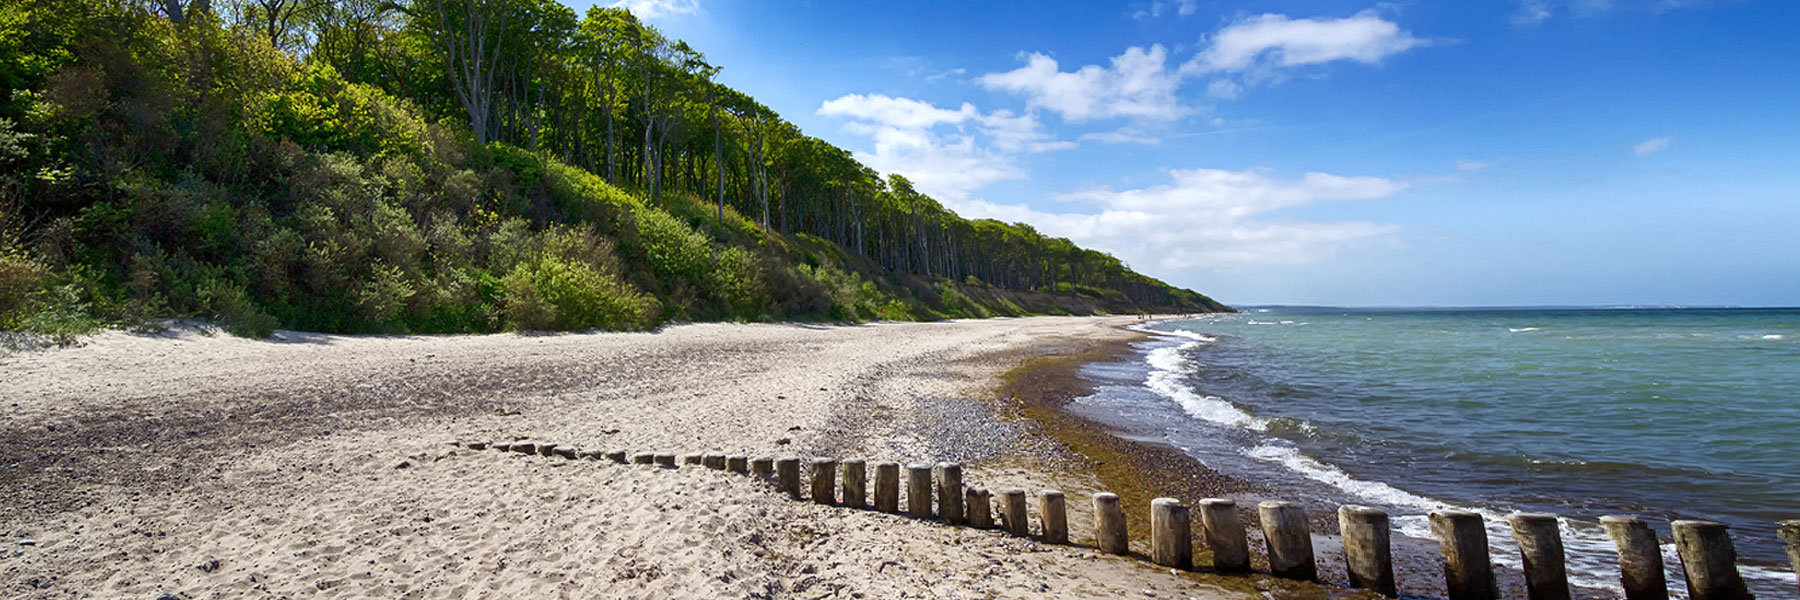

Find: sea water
<box><xmin>1097</xmin><ymin>308</ymin><xmax>1799</xmax><ymax>597</ymax></box>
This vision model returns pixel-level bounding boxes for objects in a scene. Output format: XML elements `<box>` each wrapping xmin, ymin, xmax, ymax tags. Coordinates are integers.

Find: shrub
<box><xmin>0</xmin><ymin>250</ymin><xmax>48</xmax><ymax>328</ymax></box>
<box><xmin>632</xmin><ymin>207</ymin><xmax>711</xmax><ymax>282</ymax></box>
<box><xmin>500</xmin><ymin>254</ymin><xmax>656</xmax><ymax>331</ymax></box>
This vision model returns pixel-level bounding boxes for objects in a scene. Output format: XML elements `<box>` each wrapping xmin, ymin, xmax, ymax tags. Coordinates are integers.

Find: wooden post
<box><xmin>874</xmin><ymin>462</ymin><xmax>900</xmax><ymax>513</ymax></box>
<box><xmin>841</xmin><ymin>459</ymin><xmax>866</xmax><ymax>508</ymax></box>
<box><xmin>1151</xmin><ymin>497</ymin><xmax>1192</xmax><ymax>570</ymax></box>
<box><xmin>727</xmin><ymin>455</ymin><xmax>748</xmax><ymax>474</ymax></box>
<box><xmin>1198</xmin><ymin>498</ymin><xmax>1250</xmax><ymax>573</ymax></box>
<box><xmin>1260</xmin><ymin>501</ymin><xmax>1317</xmax><ymax>581</ymax></box>
<box><xmin>906</xmin><ymin>463</ymin><xmax>933</xmax><ymax>519</ymax></box>
<box><xmin>1671</xmin><ymin>520</ymin><xmax>1752</xmax><ymax>600</ymax></box>
<box><xmin>999</xmin><ymin>489</ymin><xmax>1029</xmax><ymax>537</ymax></box>
<box><xmin>966</xmin><ymin>488</ymin><xmax>993</xmax><ymax>529</ymax></box>
<box><xmin>513</xmin><ymin>442</ymin><xmax>538</xmax><ymax>454</ymax></box>
<box><xmin>654</xmin><ymin>453</ymin><xmax>675</xmax><ymax>468</ymax></box>
<box><xmin>1779</xmin><ymin>520</ymin><xmax>1800</xmax><ymax>594</ymax></box>
<box><xmin>631</xmin><ymin>452</ymin><xmax>654</xmax><ymax>465</ymax></box>
<box><xmin>935</xmin><ymin>463</ymin><xmax>965</xmax><ymax>525</ymax></box>
<box><xmin>682</xmin><ymin>454</ymin><xmax>703</xmax><ymax>466</ymax></box>
<box><xmin>1431</xmin><ymin>509</ymin><xmax>1499</xmax><ymax>600</ymax></box>
<box><xmin>1510</xmin><ymin>513</ymin><xmax>1572</xmax><ymax>600</ymax></box>
<box><xmin>705</xmin><ymin>454</ymin><xmax>726</xmax><ymax>470</ymax></box>
<box><xmin>1600</xmin><ymin>516</ymin><xmax>1669</xmax><ymax>600</ymax></box>
<box><xmin>536</xmin><ymin>443</ymin><xmax>556</xmax><ymax>456</ymax></box>
<box><xmin>1339</xmin><ymin>505</ymin><xmax>1396</xmax><ymax>597</ymax></box>
<box><xmin>606</xmin><ymin>450</ymin><xmax>627</xmax><ymax>464</ymax></box>
<box><xmin>775</xmin><ymin>457</ymin><xmax>801</xmax><ymax>499</ymax></box>
<box><xmin>1094</xmin><ymin>492</ymin><xmax>1128</xmax><ymax>555</ymax></box>
<box><xmin>1039</xmin><ymin>490</ymin><xmax>1068</xmax><ymax>544</ymax></box>
<box><xmin>751</xmin><ymin>457</ymin><xmax>774</xmax><ymax>478</ymax></box>
<box><xmin>809</xmin><ymin>459</ymin><xmax>836</xmax><ymax>505</ymax></box>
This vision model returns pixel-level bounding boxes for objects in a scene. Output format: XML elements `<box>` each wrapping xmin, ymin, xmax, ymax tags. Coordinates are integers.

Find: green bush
<box><xmin>500</xmin><ymin>254</ymin><xmax>655</xmax><ymax>331</ymax></box>
<box><xmin>247</xmin><ymin>63</ymin><xmax>428</xmax><ymax>159</ymax></box>
<box><xmin>632</xmin><ymin>207</ymin><xmax>712</xmax><ymax>282</ymax></box>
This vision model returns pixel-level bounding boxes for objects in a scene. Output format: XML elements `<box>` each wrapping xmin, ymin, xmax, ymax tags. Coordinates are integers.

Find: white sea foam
<box><xmin>1762</xmin><ymin>334</ymin><xmax>1786</xmax><ymax>340</ymax></box>
<box><xmin>1509</xmin><ymin>327</ymin><xmax>1543</xmax><ymax>333</ymax></box>
<box><xmin>1144</xmin><ymin>345</ymin><xmax>1268</xmax><ymax>432</ymax></box>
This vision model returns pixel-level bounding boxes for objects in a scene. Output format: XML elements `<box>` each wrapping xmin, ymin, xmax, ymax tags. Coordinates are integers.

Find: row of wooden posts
<box><xmin>468</xmin><ymin>441</ymin><xmax>1800</xmax><ymax>600</ymax></box>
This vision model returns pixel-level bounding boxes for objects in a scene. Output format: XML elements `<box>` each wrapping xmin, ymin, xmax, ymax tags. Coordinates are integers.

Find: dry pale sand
<box><xmin>0</xmin><ymin>316</ymin><xmax>1280</xmax><ymax>599</ymax></box>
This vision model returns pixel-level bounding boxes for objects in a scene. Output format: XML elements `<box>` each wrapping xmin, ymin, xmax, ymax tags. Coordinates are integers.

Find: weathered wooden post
<box><xmin>682</xmin><ymin>454</ymin><xmax>703</xmax><ymax>466</ymax></box>
<box><xmin>513</xmin><ymin>442</ymin><xmax>538</xmax><ymax>454</ymax></box>
<box><xmin>536</xmin><ymin>443</ymin><xmax>556</xmax><ymax>457</ymax></box>
<box><xmin>1600</xmin><ymin>515</ymin><xmax>1669</xmax><ymax>600</ymax></box>
<box><xmin>1260</xmin><ymin>501</ymin><xmax>1317</xmax><ymax>581</ymax></box>
<box><xmin>906</xmin><ymin>463</ymin><xmax>933</xmax><ymax>519</ymax></box>
<box><xmin>999</xmin><ymin>489</ymin><xmax>1030</xmax><ymax>537</ymax></box>
<box><xmin>1431</xmin><ymin>509</ymin><xmax>1499</xmax><ymax>600</ymax></box>
<box><xmin>750</xmin><ymin>457</ymin><xmax>774</xmax><ymax>478</ymax></box>
<box><xmin>699</xmin><ymin>454</ymin><xmax>720</xmax><ymax>469</ymax></box>
<box><xmin>1780</xmin><ymin>520</ymin><xmax>1800</xmax><ymax>593</ymax></box>
<box><xmin>1039</xmin><ymin>490</ymin><xmax>1069</xmax><ymax>544</ymax></box>
<box><xmin>654</xmin><ymin>453</ymin><xmax>676</xmax><ymax>468</ymax></box>
<box><xmin>809</xmin><ymin>459</ymin><xmax>836</xmax><ymax>505</ymax></box>
<box><xmin>631</xmin><ymin>452</ymin><xmax>654</xmax><ymax>465</ymax></box>
<box><xmin>1151</xmin><ymin>498</ymin><xmax>1192</xmax><ymax>569</ymax></box>
<box><xmin>874</xmin><ymin>462</ymin><xmax>900</xmax><ymax>513</ymax></box>
<box><xmin>935</xmin><ymin>463</ymin><xmax>965</xmax><ymax>525</ymax></box>
<box><xmin>1510</xmin><ymin>513</ymin><xmax>1572</xmax><ymax>600</ymax></box>
<box><xmin>1339</xmin><ymin>505</ymin><xmax>1396</xmax><ymax>597</ymax></box>
<box><xmin>1198</xmin><ymin>498</ymin><xmax>1250</xmax><ymax>573</ymax></box>
<box><xmin>727</xmin><ymin>455</ymin><xmax>748</xmax><ymax>474</ymax></box>
<box><xmin>966</xmin><ymin>488</ymin><xmax>993</xmax><ymax>529</ymax></box>
<box><xmin>554</xmin><ymin>447</ymin><xmax>578</xmax><ymax>459</ymax></box>
<box><xmin>1094</xmin><ymin>492</ymin><xmax>1128</xmax><ymax>555</ymax></box>
<box><xmin>1671</xmin><ymin>520</ymin><xmax>1752</xmax><ymax>600</ymax></box>
<box><xmin>775</xmin><ymin>457</ymin><xmax>801</xmax><ymax>499</ymax></box>
<box><xmin>841</xmin><ymin>459</ymin><xmax>866</xmax><ymax>508</ymax></box>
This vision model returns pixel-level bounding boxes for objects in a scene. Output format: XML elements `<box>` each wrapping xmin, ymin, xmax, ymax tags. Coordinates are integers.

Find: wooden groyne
<box><xmin>464</xmin><ymin>439</ymin><xmax>1796</xmax><ymax>599</ymax></box>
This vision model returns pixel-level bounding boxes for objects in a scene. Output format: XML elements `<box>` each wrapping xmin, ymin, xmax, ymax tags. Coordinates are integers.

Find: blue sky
<box><xmin>589</xmin><ymin>0</ymin><xmax>1800</xmax><ymax>307</ymax></box>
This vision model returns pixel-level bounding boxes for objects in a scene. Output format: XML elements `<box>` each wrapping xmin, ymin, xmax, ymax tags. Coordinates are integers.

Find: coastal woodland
<box><xmin>0</xmin><ymin>0</ymin><xmax>1227</xmax><ymax>339</ymax></box>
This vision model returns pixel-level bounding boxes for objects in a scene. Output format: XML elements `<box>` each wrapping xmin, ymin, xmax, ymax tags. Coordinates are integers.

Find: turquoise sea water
<box><xmin>1134</xmin><ymin>307</ymin><xmax>1799</xmax><ymax>593</ymax></box>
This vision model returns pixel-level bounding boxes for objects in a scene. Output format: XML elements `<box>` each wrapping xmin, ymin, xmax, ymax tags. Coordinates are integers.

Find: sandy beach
<box><xmin>0</xmin><ymin>316</ymin><xmax>1337</xmax><ymax>599</ymax></box>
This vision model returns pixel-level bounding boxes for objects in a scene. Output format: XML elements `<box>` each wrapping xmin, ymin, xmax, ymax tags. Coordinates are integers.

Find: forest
<box><xmin>0</xmin><ymin>0</ymin><xmax>1229</xmax><ymax>340</ymax></box>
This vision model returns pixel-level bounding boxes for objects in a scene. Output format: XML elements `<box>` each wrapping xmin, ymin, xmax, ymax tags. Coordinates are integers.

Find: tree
<box><xmin>422</xmin><ymin>0</ymin><xmax>507</xmax><ymax>144</ymax></box>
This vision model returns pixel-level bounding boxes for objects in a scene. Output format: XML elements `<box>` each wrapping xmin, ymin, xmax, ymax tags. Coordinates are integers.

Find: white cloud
<box><xmin>609</xmin><ymin>0</ymin><xmax>699</xmax><ymax>19</ymax></box>
<box><xmin>1186</xmin><ymin>10</ymin><xmax>1426</xmax><ymax>75</ymax></box>
<box><xmin>1513</xmin><ymin>0</ymin><xmax>1555</xmax><ymax>24</ymax></box>
<box><xmin>819</xmin><ymin>94</ymin><xmax>975</xmax><ymax>129</ymax></box>
<box><xmin>955</xmin><ymin>167</ymin><xmax>1406</xmax><ymax>269</ymax></box>
<box><xmin>817</xmin><ymin>94</ymin><xmax>1071</xmax><ymax>202</ymax></box>
<box><xmin>1633</xmin><ymin>136</ymin><xmax>1673</xmax><ymax>156</ymax></box>
<box><xmin>1514</xmin><ymin>0</ymin><xmax>1729</xmax><ymax>24</ymax></box>
<box><xmin>1206</xmin><ymin>79</ymin><xmax>1243</xmax><ymax>99</ymax></box>
<box><xmin>1079</xmin><ymin>129</ymin><xmax>1162</xmax><ymax>145</ymax></box>
<box><xmin>1456</xmin><ymin>160</ymin><xmax>1492</xmax><ymax>172</ymax></box>
<box><xmin>1133</xmin><ymin>0</ymin><xmax>1199</xmax><ymax>20</ymax></box>
<box><xmin>978</xmin><ymin>45</ymin><xmax>1186</xmax><ymax>122</ymax></box>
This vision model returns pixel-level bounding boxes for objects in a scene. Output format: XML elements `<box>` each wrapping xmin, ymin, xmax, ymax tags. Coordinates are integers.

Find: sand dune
<box><xmin>0</xmin><ymin>317</ymin><xmax>1258</xmax><ymax>599</ymax></box>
